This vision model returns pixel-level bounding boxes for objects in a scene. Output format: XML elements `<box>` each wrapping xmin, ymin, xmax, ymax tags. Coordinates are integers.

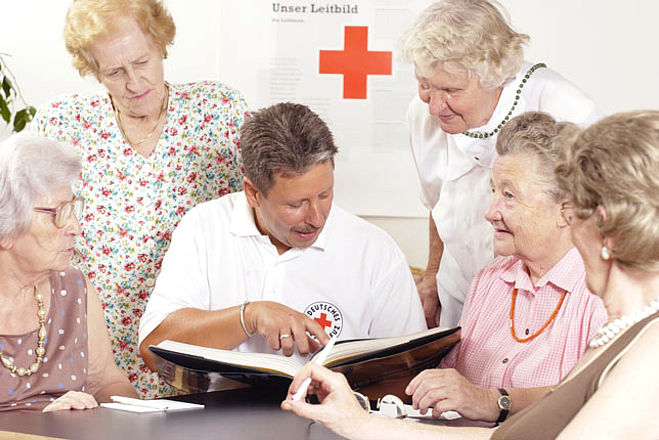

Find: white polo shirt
<box><xmin>139</xmin><ymin>191</ymin><xmax>426</xmax><ymax>361</ymax></box>
<box><xmin>407</xmin><ymin>61</ymin><xmax>601</xmax><ymax>327</ymax></box>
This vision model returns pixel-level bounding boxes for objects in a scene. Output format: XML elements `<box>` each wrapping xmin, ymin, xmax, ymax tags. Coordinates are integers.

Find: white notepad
<box><xmin>100</xmin><ymin>396</ymin><xmax>204</xmax><ymax>413</ymax></box>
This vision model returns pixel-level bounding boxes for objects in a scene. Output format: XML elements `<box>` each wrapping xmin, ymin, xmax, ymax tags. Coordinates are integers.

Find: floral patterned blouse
<box><xmin>34</xmin><ymin>81</ymin><xmax>247</xmax><ymax>398</ymax></box>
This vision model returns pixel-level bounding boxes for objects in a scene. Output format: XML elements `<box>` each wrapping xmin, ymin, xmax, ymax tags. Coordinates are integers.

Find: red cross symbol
<box><xmin>319</xmin><ymin>26</ymin><xmax>392</xmax><ymax>99</ymax></box>
<box><xmin>314</xmin><ymin>313</ymin><xmax>332</xmax><ymax>330</ymax></box>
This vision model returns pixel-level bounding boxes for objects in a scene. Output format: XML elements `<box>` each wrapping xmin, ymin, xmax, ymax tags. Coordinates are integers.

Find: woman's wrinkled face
<box><xmin>89</xmin><ymin>18</ymin><xmax>166</xmax><ymax>118</ymax></box>
<box><xmin>416</xmin><ymin>66</ymin><xmax>502</xmax><ymax>134</ymax></box>
<box><xmin>485</xmin><ymin>153</ymin><xmax>564</xmax><ymax>262</ymax></box>
<box><xmin>11</xmin><ymin>187</ymin><xmax>81</xmax><ymax>274</ymax></box>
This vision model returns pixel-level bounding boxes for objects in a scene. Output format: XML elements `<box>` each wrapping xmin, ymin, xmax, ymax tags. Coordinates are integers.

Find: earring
<box><xmin>600</xmin><ymin>245</ymin><xmax>611</xmax><ymax>261</ymax></box>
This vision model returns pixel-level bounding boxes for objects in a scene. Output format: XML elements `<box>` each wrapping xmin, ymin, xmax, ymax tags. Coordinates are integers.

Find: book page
<box><xmin>321</xmin><ymin>326</ymin><xmax>454</xmax><ymax>366</ymax></box>
<box><xmin>154</xmin><ymin>326</ymin><xmax>459</xmax><ymax>383</ymax></box>
<box><xmin>155</xmin><ymin>340</ymin><xmax>303</xmax><ymax>377</ymax></box>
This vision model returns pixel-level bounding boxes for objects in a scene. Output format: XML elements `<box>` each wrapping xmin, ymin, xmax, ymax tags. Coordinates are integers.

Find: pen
<box><xmin>292</xmin><ymin>336</ymin><xmax>337</xmax><ymax>401</ymax></box>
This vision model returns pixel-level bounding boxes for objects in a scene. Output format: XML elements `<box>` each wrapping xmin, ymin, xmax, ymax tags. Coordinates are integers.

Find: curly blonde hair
<box><xmin>555</xmin><ymin>111</ymin><xmax>659</xmax><ymax>271</ymax></box>
<box><xmin>64</xmin><ymin>0</ymin><xmax>176</xmax><ymax>77</ymax></box>
<box><xmin>401</xmin><ymin>0</ymin><xmax>529</xmax><ymax>88</ymax></box>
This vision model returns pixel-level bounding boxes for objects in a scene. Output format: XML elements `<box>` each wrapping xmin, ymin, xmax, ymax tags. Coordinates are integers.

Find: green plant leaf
<box><xmin>0</xmin><ymin>95</ymin><xmax>10</xmax><ymax>123</ymax></box>
<box><xmin>2</xmin><ymin>76</ymin><xmax>12</xmax><ymax>98</ymax></box>
<box><xmin>13</xmin><ymin>108</ymin><xmax>28</xmax><ymax>132</ymax></box>
<box><xmin>29</xmin><ymin>106</ymin><xmax>36</xmax><ymax>117</ymax></box>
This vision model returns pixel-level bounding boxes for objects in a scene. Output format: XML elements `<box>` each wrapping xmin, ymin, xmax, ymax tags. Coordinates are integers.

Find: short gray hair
<box><xmin>496</xmin><ymin>112</ymin><xmax>580</xmax><ymax>202</ymax></box>
<box><xmin>0</xmin><ymin>133</ymin><xmax>81</xmax><ymax>240</ymax></box>
<box><xmin>401</xmin><ymin>0</ymin><xmax>528</xmax><ymax>88</ymax></box>
<box><xmin>240</xmin><ymin>103</ymin><xmax>338</xmax><ymax>194</ymax></box>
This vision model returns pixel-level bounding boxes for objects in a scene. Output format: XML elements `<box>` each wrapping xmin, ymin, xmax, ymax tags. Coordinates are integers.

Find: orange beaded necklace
<box><xmin>509</xmin><ymin>288</ymin><xmax>568</xmax><ymax>343</ymax></box>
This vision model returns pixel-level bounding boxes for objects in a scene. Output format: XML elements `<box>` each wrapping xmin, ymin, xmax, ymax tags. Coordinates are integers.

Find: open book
<box><xmin>150</xmin><ymin>326</ymin><xmax>460</xmax><ymax>398</ymax></box>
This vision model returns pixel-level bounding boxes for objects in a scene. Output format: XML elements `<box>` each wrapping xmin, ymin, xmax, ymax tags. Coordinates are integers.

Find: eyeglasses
<box><xmin>560</xmin><ymin>203</ymin><xmax>574</xmax><ymax>226</ymax></box>
<box><xmin>34</xmin><ymin>196</ymin><xmax>85</xmax><ymax>228</ymax></box>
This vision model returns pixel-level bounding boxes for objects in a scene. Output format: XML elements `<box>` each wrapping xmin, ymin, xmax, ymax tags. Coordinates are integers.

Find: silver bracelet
<box><xmin>240</xmin><ymin>301</ymin><xmax>255</xmax><ymax>337</ymax></box>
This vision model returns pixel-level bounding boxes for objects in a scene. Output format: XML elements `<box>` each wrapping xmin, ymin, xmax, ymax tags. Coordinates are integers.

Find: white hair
<box><xmin>0</xmin><ymin>133</ymin><xmax>81</xmax><ymax>240</ymax></box>
<box><xmin>401</xmin><ymin>0</ymin><xmax>529</xmax><ymax>88</ymax></box>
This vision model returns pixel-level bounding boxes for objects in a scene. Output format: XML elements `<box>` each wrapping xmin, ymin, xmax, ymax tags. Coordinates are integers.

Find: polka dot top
<box><xmin>0</xmin><ymin>268</ymin><xmax>88</xmax><ymax>412</ymax></box>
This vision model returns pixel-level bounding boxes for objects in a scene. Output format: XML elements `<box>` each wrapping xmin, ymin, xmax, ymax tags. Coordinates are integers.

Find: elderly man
<box><xmin>139</xmin><ymin>103</ymin><xmax>426</xmax><ymax>370</ymax></box>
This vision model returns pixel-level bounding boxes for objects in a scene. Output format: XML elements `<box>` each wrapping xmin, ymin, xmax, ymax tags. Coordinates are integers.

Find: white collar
<box><xmin>450</xmin><ymin>62</ymin><xmax>533</xmax><ymax>169</ymax></box>
<box><xmin>229</xmin><ymin>191</ymin><xmax>331</xmax><ymax>252</ymax></box>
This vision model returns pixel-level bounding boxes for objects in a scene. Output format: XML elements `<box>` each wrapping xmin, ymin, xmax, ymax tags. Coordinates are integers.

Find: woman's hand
<box><xmin>406</xmin><ymin>368</ymin><xmax>498</xmax><ymax>421</ymax></box>
<box><xmin>42</xmin><ymin>390</ymin><xmax>98</xmax><ymax>412</ymax></box>
<box><xmin>281</xmin><ymin>363</ymin><xmax>372</xmax><ymax>438</ymax></box>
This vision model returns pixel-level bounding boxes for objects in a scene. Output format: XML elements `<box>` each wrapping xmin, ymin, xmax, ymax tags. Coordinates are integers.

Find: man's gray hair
<box><xmin>0</xmin><ymin>133</ymin><xmax>81</xmax><ymax>240</ymax></box>
<box><xmin>240</xmin><ymin>102</ymin><xmax>338</xmax><ymax>194</ymax></box>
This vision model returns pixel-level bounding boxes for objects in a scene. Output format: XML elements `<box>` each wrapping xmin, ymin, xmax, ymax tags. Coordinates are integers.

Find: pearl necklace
<box><xmin>462</xmin><ymin>63</ymin><xmax>547</xmax><ymax>139</ymax></box>
<box><xmin>0</xmin><ymin>286</ymin><xmax>47</xmax><ymax>377</ymax></box>
<box><xmin>588</xmin><ymin>296</ymin><xmax>659</xmax><ymax>348</ymax></box>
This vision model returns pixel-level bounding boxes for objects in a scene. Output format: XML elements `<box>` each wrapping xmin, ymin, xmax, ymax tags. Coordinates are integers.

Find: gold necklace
<box><xmin>112</xmin><ymin>85</ymin><xmax>169</xmax><ymax>147</ymax></box>
<box><xmin>0</xmin><ymin>286</ymin><xmax>47</xmax><ymax>377</ymax></box>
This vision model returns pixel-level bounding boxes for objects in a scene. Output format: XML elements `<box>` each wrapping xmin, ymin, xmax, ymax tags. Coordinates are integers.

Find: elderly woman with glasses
<box><xmin>0</xmin><ymin>134</ymin><xmax>136</xmax><ymax>412</ymax></box>
<box><xmin>282</xmin><ymin>111</ymin><xmax>659</xmax><ymax>439</ymax></box>
<box><xmin>405</xmin><ymin>0</ymin><xmax>601</xmax><ymax>329</ymax></box>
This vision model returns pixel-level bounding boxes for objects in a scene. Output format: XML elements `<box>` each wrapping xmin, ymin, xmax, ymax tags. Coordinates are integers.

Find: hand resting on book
<box><xmin>244</xmin><ymin>301</ymin><xmax>330</xmax><ymax>356</ymax></box>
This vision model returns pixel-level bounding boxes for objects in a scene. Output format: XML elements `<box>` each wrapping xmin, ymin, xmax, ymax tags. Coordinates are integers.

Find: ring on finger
<box><xmin>280</xmin><ymin>333</ymin><xmax>292</xmax><ymax>340</ymax></box>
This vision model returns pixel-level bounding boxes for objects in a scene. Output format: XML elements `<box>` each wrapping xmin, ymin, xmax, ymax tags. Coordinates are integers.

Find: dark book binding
<box><xmin>151</xmin><ymin>326</ymin><xmax>461</xmax><ymax>400</ymax></box>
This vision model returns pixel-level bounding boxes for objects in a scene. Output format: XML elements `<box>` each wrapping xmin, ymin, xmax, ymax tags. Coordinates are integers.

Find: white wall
<box><xmin>2</xmin><ymin>1</ymin><xmax>658</xmax><ymax>267</ymax></box>
<box><xmin>4</xmin><ymin>2</ymin><xmax>657</xmax><ymax>119</ymax></box>
<box><xmin>363</xmin><ymin>215</ymin><xmax>429</xmax><ymax>268</ymax></box>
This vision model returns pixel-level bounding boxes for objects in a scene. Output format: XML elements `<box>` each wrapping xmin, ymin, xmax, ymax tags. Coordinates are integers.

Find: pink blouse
<box><xmin>441</xmin><ymin>248</ymin><xmax>607</xmax><ymax>388</ymax></box>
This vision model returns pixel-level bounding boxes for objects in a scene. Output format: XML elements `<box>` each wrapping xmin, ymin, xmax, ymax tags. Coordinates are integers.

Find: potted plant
<box><xmin>0</xmin><ymin>53</ymin><xmax>36</xmax><ymax>133</ymax></box>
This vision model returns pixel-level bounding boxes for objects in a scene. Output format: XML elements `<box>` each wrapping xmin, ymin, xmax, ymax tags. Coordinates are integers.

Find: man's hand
<box><xmin>245</xmin><ymin>301</ymin><xmax>330</xmax><ymax>356</ymax></box>
<box><xmin>405</xmin><ymin>368</ymin><xmax>499</xmax><ymax>421</ymax></box>
<box><xmin>414</xmin><ymin>274</ymin><xmax>440</xmax><ymax>328</ymax></box>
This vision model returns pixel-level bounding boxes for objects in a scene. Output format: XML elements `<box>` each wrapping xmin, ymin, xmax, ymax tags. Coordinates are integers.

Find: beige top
<box><xmin>492</xmin><ymin>310</ymin><xmax>659</xmax><ymax>439</ymax></box>
<box><xmin>0</xmin><ymin>268</ymin><xmax>88</xmax><ymax>411</ymax></box>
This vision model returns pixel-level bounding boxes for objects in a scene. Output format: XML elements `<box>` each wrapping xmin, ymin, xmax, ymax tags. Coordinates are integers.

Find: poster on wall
<box><xmin>217</xmin><ymin>0</ymin><xmax>432</xmax><ymax>217</ymax></box>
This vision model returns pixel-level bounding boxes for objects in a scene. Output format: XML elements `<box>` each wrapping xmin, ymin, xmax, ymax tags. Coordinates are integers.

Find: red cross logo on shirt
<box><xmin>319</xmin><ymin>26</ymin><xmax>392</xmax><ymax>99</ymax></box>
<box><xmin>314</xmin><ymin>313</ymin><xmax>332</xmax><ymax>330</ymax></box>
